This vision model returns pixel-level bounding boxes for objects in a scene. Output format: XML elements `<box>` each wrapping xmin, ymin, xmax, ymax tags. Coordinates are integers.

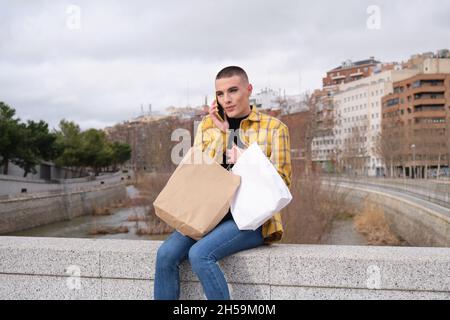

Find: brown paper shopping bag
<box><xmin>153</xmin><ymin>146</ymin><xmax>241</xmax><ymax>240</ymax></box>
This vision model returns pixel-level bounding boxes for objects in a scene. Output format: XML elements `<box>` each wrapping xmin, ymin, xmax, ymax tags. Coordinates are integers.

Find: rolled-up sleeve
<box><xmin>270</xmin><ymin>124</ymin><xmax>292</xmax><ymax>188</ymax></box>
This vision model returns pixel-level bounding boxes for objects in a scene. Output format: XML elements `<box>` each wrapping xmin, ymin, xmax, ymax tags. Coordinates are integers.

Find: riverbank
<box><xmin>5</xmin><ymin>185</ymin><xmax>170</xmax><ymax>241</ymax></box>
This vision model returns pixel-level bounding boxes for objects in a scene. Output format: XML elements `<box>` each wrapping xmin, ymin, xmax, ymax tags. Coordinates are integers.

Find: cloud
<box><xmin>0</xmin><ymin>0</ymin><xmax>449</xmax><ymax>129</ymax></box>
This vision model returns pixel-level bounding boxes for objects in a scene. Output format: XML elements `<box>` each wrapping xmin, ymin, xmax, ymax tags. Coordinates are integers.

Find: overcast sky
<box><xmin>1</xmin><ymin>0</ymin><xmax>449</xmax><ymax>130</ymax></box>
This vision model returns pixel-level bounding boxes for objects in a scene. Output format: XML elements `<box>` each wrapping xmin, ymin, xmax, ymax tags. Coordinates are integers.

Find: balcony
<box><xmin>413</xmin><ymin>92</ymin><xmax>445</xmax><ymax>100</ymax></box>
<box><xmin>411</xmin><ymin>80</ymin><xmax>445</xmax><ymax>88</ymax></box>
<box><xmin>409</xmin><ymin>85</ymin><xmax>446</xmax><ymax>94</ymax></box>
<box><xmin>413</xmin><ymin>117</ymin><xmax>446</xmax><ymax>125</ymax></box>
<box><xmin>331</xmin><ymin>75</ymin><xmax>346</xmax><ymax>81</ymax></box>
<box><xmin>350</xmin><ymin>72</ymin><xmax>363</xmax><ymax>77</ymax></box>
<box><xmin>413</xmin><ymin>98</ymin><xmax>446</xmax><ymax>106</ymax></box>
<box><xmin>413</xmin><ymin>106</ymin><xmax>446</xmax><ymax>118</ymax></box>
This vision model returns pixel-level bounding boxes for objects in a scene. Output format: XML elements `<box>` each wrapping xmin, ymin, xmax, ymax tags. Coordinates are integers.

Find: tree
<box><xmin>79</xmin><ymin>129</ymin><xmax>130</xmax><ymax>175</ymax></box>
<box><xmin>110</xmin><ymin>141</ymin><xmax>132</xmax><ymax>170</ymax></box>
<box><xmin>72</xmin><ymin>128</ymin><xmax>109</xmax><ymax>175</ymax></box>
<box><xmin>14</xmin><ymin>120</ymin><xmax>59</xmax><ymax>177</ymax></box>
<box><xmin>340</xmin><ymin>121</ymin><xmax>369</xmax><ymax>176</ymax></box>
<box><xmin>446</xmin><ymin>114</ymin><xmax>450</xmax><ymax>176</ymax></box>
<box><xmin>55</xmin><ymin>121</ymin><xmax>132</xmax><ymax>175</ymax></box>
<box><xmin>0</xmin><ymin>102</ymin><xmax>22</xmax><ymax>175</ymax></box>
<box><xmin>54</xmin><ymin>119</ymin><xmax>83</xmax><ymax>175</ymax></box>
<box><xmin>376</xmin><ymin>115</ymin><xmax>402</xmax><ymax>178</ymax></box>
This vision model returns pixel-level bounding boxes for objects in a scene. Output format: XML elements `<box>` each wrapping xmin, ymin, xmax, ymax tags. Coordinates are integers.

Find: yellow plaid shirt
<box><xmin>193</xmin><ymin>106</ymin><xmax>292</xmax><ymax>244</ymax></box>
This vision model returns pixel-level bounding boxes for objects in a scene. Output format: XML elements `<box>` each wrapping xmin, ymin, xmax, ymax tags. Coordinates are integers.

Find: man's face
<box><xmin>215</xmin><ymin>75</ymin><xmax>253</xmax><ymax>118</ymax></box>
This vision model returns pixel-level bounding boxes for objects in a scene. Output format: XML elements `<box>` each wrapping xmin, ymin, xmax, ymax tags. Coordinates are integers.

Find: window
<box><xmin>386</xmin><ymin>98</ymin><xmax>399</xmax><ymax>107</ymax></box>
<box><xmin>412</xmin><ymin>80</ymin><xmax>421</xmax><ymax>88</ymax></box>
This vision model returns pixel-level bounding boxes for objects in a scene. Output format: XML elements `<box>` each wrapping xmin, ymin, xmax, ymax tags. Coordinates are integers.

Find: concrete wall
<box><xmin>0</xmin><ymin>183</ymin><xmax>127</xmax><ymax>234</ymax></box>
<box><xmin>323</xmin><ymin>182</ymin><xmax>450</xmax><ymax>247</ymax></box>
<box><xmin>0</xmin><ymin>160</ymin><xmax>81</xmax><ymax>181</ymax></box>
<box><xmin>0</xmin><ymin>171</ymin><xmax>132</xmax><ymax>197</ymax></box>
<box><xmin>0</xmin><ymin>237</ymin><xmax>449</xmax><ymax>300</ymax></box>
<box><xmin>329</xmin><ymin>177</ymin><xmax>450</xmax><ymax>209</ymax></box>
<box><xmin>0</xmin><ymin>174</ymin><xmax>62</xmax><ymax>198</ymax></box>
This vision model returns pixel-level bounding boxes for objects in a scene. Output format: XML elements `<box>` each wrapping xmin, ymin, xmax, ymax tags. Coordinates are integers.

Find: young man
<box><xmin>154</xmin><ymin>66</ymin><xmax>292</xmax><ymax>300</ymax></box>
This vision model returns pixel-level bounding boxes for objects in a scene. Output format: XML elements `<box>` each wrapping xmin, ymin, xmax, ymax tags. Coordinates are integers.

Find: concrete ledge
<box><xmin>1</xmin><ymin>237</ymin><xmax>449</xmax><ymax>300</ymax></box>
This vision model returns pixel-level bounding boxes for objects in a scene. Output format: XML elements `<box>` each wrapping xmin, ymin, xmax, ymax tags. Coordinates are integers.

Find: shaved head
<box><xmin>215</xmin><ymin>66</ymin><xmax>249</xmax><ymax>84</ymax></box>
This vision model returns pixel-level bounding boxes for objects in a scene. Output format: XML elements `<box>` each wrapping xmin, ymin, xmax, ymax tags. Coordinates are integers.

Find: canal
<box><xmin>6</xmin><ymin>185</ymin><xmax>170</xmax><ymax>241</ymax></box>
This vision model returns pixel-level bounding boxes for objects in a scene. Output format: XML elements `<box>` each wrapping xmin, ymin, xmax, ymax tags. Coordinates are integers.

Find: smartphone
<box><xmin>215</xmin><ymin>95</ymin><xmax>226</xmax><ymax>121</ymax></box>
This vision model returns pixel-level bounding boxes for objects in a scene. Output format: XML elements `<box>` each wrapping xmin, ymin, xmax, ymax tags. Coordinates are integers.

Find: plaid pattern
<box><xmin>193</xmin><ymin>106</ymin><xmax>292</xmax><ymax>244</ymax></box>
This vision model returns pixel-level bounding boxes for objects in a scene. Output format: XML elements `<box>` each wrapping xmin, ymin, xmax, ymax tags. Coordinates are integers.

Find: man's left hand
<box><xmin>226</xmin><ymin>145</ymin><xmax>245</xmax><ymax>164</ymax></box>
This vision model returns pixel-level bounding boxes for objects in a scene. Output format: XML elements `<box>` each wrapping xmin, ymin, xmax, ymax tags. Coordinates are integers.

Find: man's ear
<box><xmin>247</xmin><ymin>83</ymin><xmax>253</xmax><ymax>95</ymax></box>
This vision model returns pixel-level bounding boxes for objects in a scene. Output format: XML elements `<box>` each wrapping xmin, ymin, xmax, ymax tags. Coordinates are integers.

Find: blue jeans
<box><xmin>154</xmin><ymin>217</ymin><xmax>265</xmax><ymax>300</ymax></box>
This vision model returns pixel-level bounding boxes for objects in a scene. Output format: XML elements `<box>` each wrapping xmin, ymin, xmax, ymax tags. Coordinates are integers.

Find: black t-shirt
<box><xmin>220</xmin><ymin>112</ymin><xmax>250</xmax><ymax>222</ymax></box>
<box><xmin>221</xmin><ymin>114</ymin><xmax>248</xmax><ymax>171</ymax></box>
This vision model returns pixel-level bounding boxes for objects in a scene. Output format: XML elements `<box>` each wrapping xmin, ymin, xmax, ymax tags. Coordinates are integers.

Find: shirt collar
<box><xmin>245</xmin><ymin>104</ymin><xmax>261</xmax><ymax>122</ymax></box>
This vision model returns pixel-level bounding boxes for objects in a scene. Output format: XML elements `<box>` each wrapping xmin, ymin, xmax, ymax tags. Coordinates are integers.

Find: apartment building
<box><xmin>312</xmin><ymin>57</ymin><xmax>394</xmax><ymax>171</ymax></box>
<box><xmin>381</xmin><ymin>73</ymin><xmax>450</xmax><ymax>178</ymax></box>
<box><xmin>310</xmin><ymin>87</ymin><xmax>337</xmax><ymax>171</ymax></box>
<box><xmin>321</xmin><ymin>57</ymin><xmax>397</xmax><ymax>88</ymax></box>
<box><xmin>333</xmin><ymin>68</ymin><xmax>419</xmax><ymax>176</ymax></box>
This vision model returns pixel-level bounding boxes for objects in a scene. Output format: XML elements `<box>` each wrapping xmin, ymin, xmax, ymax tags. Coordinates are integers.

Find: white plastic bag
<box><xmin>230</xmin><ymin>142</ymin><xmax>292</xmax><ymax>230</ymax></box>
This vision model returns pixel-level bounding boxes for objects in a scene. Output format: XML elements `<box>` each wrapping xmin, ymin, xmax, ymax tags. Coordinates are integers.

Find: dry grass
<box><xmin>135</xmin><ymin>219</ymin><xmax>174</xmax><ymax>235</ymax></box>
<box><xmin>281</xmin><ymin>162</ymin><xmax>353</xmax><ymax>244</ymax></box>
<box><xmin>353</xmin><ymin>200</ymin><xmax>404</xmax><ymax>246</ymax></box>
<box><xmin>119</xmin><ymin>196</ymin><xmax>151</xmax><ymax>208</ymax></box>
<box><xmin>89</xmin><ymin>225</ymin><xmax>129</xmax><ymax>235</ymax></box>
<box><xmin>129</xmin><ymin>171</ymin><xmax>174</xmax><ymax>235</ymax></box>
<box><xmin>109</xmin><ymin>199</ymin><xmax>126</xmax><ymax>209</ymax></box>
<box><xmin>126</xmin><ymin>213</ymin><xmax>149</xmax><ymax>222</ymax></box>
<box><xmin>134</xmin><ymin>171</ymin><xmax>171</xmax><ymax>199</ymax></box>
<box><xmin>92</xmin><ymin>198</ymin><xmax>127</xmax><ymax>216</ymax></box>
<box><xmin>92</xmin><ymin>206</ymin><xmax>113</xmax><ymax>216</ymax></box>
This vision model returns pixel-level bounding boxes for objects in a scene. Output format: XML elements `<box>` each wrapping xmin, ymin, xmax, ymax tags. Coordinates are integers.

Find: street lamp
<box><xmin>411</xmin><ymin>144</ymin><xmax>416</xmax><ymax>179</ymax></box>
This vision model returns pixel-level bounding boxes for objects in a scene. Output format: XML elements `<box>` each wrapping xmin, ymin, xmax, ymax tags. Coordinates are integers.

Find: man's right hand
<box><xmin>209</xmin><ymin>100</ymin><xmax>229</xmax><ymax>133</ymax></box>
